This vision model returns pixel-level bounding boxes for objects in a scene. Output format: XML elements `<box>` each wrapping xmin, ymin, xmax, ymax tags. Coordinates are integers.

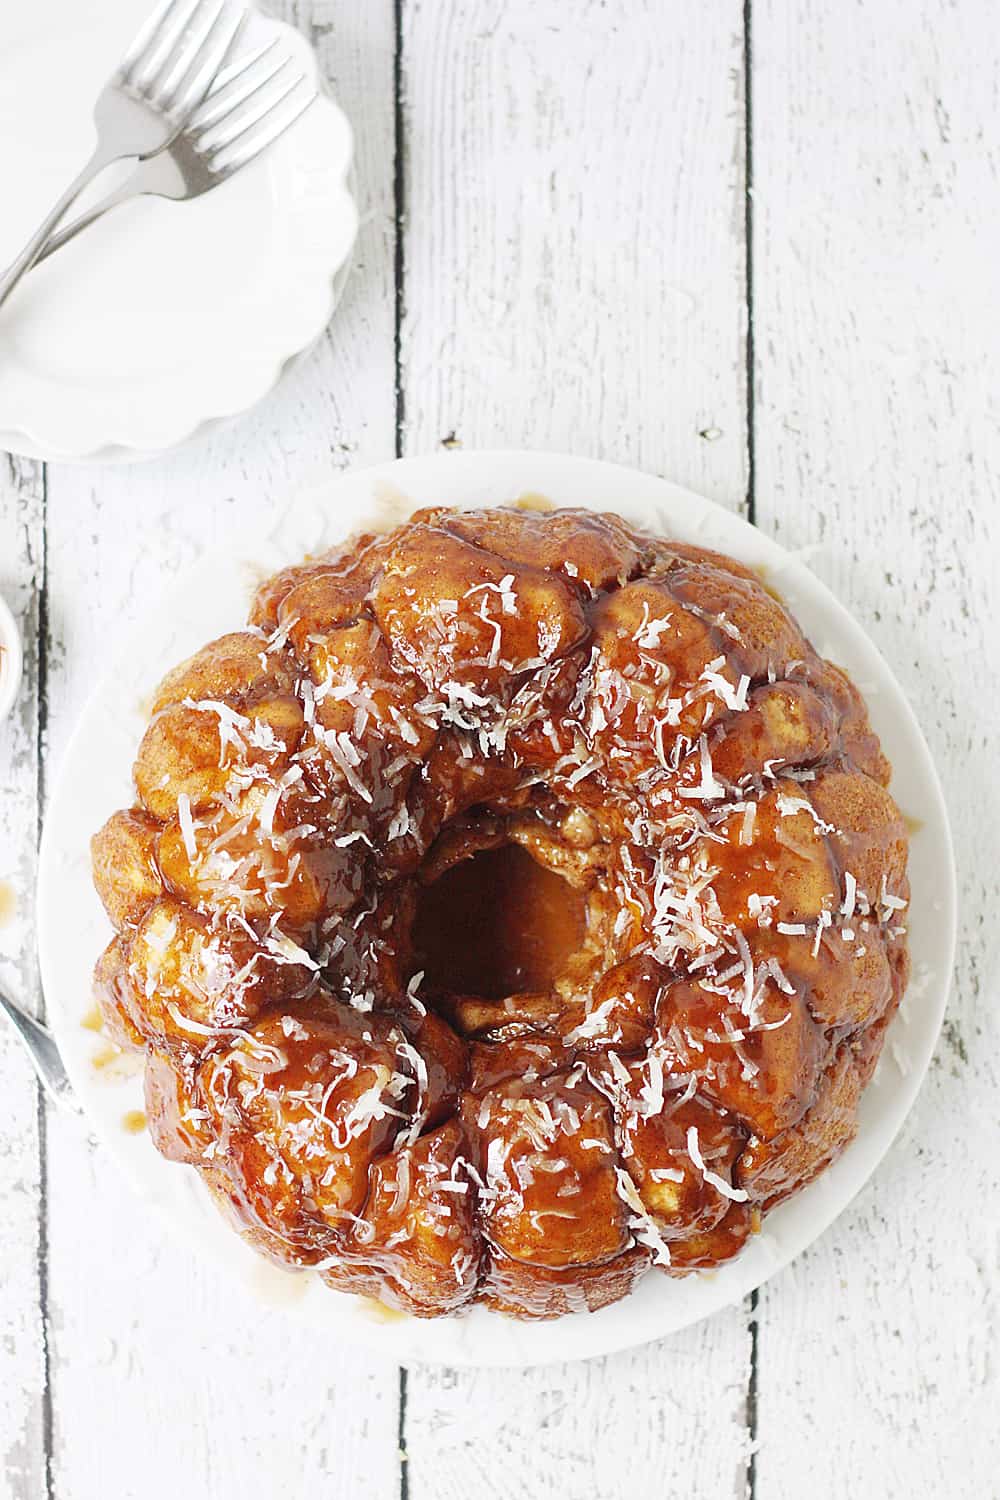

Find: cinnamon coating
<box><xmin>91</xmin><ymin>505</ymin><xmax>909</xmax><ymax>1318</ymax></box>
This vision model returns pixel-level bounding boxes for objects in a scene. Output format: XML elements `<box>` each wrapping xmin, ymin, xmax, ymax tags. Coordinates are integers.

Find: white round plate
<box><xmin>0</xmin><ymin>0</ymin><xmax>357</xmax><ymax>463</ymax></box>
<box><xmin>37</xmin><ymin>452</ymin><xmax>956</xmax><ymax>1366</ymax></box>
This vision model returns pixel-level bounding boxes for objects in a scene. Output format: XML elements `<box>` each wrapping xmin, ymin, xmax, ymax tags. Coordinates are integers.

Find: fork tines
<box><xmin>189</xmin><ymin>41</ymin><xmax>315</xmax><ymax>166</ymax></box>
<box><xmin>118</xmin><ymin>0</ymin><xmax>247</xmax><ymax>122</ymax></box>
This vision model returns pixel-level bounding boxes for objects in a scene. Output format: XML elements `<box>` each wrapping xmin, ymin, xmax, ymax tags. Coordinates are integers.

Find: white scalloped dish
<box><xmin>0</xmin><ymin>0</ymin><xmax>356</xmax><ymax>462</ymax></box>
<box><xmin>36</xmin><ymin>452</ymin><xmax>956</xmax><ymax>1366</ymax></box>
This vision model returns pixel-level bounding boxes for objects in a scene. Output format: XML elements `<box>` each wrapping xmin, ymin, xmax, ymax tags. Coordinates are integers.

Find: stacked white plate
<box><xmin>0</xmin><ymin>0</ymin><xmax>357</xmax><ymax>462</ymax></box>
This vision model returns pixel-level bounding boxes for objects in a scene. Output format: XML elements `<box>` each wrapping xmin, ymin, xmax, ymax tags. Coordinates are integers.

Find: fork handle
<box><xmin>0</xmin><ymin>985</ymin><xmax>79</xmax><ymax>1112</ymax></box>
<box><xmin>0</xmin><ymin>143</ymin><xmax>120</xmax><ymax>312</ymax></box>
<box><xmin>36</xmin><ymin>169</ymin><xmax>145</xmax><ymax>265</ymax></box>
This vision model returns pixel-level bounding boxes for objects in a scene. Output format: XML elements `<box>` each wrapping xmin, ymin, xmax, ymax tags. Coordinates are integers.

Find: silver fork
<box><xmin>0</xmin><ymin>0</ymin><xmax>247</xmax><ymax>311</ymax></box>
<box><xmin>38</xmin><ymin>43</ymin><xmax>315</xmax><ymax>263</ymax></box>
<box><xmin>0</xmin><ymin>985</ymin><xmax>79</xmax><ymax>1113</ymax></box>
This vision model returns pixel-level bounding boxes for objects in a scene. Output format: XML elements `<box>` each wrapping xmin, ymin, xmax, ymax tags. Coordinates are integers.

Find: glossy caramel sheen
<box><xmin>91</xmin><ymin>505</ymin><xmax>910</xmax><ymax>1319</ymax></box>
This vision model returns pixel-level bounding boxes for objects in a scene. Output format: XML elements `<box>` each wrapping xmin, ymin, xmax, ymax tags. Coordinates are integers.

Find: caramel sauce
<box><xmin>904</xmin><ymin>813</ymin><xmax>925</xmax><ymax>836</ymax></box>
<box><xmin>91</xmin><ymin>1045</ymin><xmax>142</xmax><ymax>1081</ymax></box>
<box><xmin>372</xmin><ymin>481</ymin><xmax>416</xmax><ymax>532</ymax></box>
<box><xmin>0</xmin><ymin>880</ymin><xmax>15</xmax><ymax>926</ymax></box>
<box><xmin>413</xmin><ymin>843</ymin><xmax>585</xmax><ymax>1001</ymax></box>
<box><xmin>360</xmin><ymin>1295</ymin><xmax>409</xmax><ymax>1324</ymax></box>
<box><xmin>751</xmin><ymin>564</ymin><xmax>785</xmax><ymax>605</ymax></box>
<box><xmin>240</xmin><ymin>559</ymin><xmax>276</xmax><ymax>609</ymax></box>
<box><xmin>250</xmin><ymin>1261</ymin><xmax>310</xmax><ymax>1306</ymax></box>
<box><xmin>122</xmin><ymin>1109</ymin><xmax>147</xmax><ymax>1134</ymax></box>
<box><xmin>513</xmin><ymin>491</ymin><xmax>557</xmax><ymax>512</ymax></box>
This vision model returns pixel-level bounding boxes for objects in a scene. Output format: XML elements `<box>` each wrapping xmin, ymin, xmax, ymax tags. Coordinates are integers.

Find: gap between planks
<box><xmin>35</xmin><ymin>466</ymin><xmax>54</xmax><ymax>1500</ymax></box>
<box><xmin>743</xmin><ymin>8</ymin><xmax>759</xmax><ymax>1500</ymax></box>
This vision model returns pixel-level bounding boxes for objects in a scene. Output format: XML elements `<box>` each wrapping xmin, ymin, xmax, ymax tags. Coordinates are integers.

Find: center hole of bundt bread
<box><xmin>412</xmin><ymin>842</ymin><xmax>586</xmax><ymax>1003</ymax></box>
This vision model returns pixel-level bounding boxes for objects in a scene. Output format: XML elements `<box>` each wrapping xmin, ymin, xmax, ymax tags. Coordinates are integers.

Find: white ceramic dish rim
<box><xmin>0</xmin><ymin>4</ymin><xmax>358</xmax><ymax>464</ymax></box>
<box><xmin>0</xmin><ymin>244</ymin><xmax>355</xmax><ymax>467</ymax></box>
<box><xmin>0</xmin><ymin>591</ymin><xmax>24</xmax><ymax>722</ymax></box>
<box><xmin>36</xmin><ymin>450</ymin><xmax>957</xmax><ymax>1367</ymax></box>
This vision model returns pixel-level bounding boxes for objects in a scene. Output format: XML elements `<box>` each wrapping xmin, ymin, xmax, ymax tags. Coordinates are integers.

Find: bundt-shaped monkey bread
<box><xmin>91</xmin><ymin>504</ymin><xmax>910</xmax><ymax>1319</ymax></box>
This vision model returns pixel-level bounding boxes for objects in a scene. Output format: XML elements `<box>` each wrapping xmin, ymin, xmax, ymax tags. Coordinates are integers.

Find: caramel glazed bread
<box><xmin>91</xmin><ymin>505</ymin><xmax>910</xmax><ymax>1320</ymax></box>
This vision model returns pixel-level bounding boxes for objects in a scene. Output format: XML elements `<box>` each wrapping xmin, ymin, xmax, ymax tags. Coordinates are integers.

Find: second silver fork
<box><xmin>0</xmin><ymin>0</ymin><xmax>248</xmax><ymax>311</ymax></box>
<box><xmin>38</xmin><ymin>42</ymin><xmax>315</xmax><ymax>262</ymax></box>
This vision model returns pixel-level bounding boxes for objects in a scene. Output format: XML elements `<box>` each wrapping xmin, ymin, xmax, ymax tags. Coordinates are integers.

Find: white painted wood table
<box><xmin>1</xmin><ymin>1</ymin><xmax>997</xmax><ymax>1496</ymax></box>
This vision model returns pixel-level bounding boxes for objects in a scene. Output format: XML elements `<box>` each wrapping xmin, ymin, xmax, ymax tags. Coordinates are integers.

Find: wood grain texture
<box><xmin>750</xmin><ymin>1</ymin><xmax>999</xmax><ymax>1494</ymax></box>
<box><xmin>398</xmin><ymin>0</ymin><xmax>749</xmax><ymax>507</ymax></box>
<box><xmin>2</xmin><ymin>0</ymin><xmax>998</xmax><ymax>1495</ymax></box>
<box><xmin>30</xmin><ymin>3</ymin><xmax>402</xmax><ymax>1497</ymax></box>
<box><xmin>403</xmin><ymin>1337</ymin><xmax>753</xmax><ymax>1500</ymax></box>
<box><xmin>0</xmin><ymin>456</ymin><xmax>46</xmax><ymax>1500</ymax></box>
<box><xmin>398</xmin><ymin>5</ymin><xmax>754</xmax><ymax>1497</ymax></box>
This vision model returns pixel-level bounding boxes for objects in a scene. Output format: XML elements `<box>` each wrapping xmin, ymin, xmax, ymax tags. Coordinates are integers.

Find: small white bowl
<box><xmin>0</xmin><ymin>591</ymin><xmax>23</xmax><ymax>722</ymax></box>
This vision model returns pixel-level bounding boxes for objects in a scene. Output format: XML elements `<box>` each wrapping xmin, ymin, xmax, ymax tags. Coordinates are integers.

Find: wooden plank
<box><xmin>403</xmin><ymin>1330</ymin><xmax>753</xmax><ymax>1500</ymax></box>
<box><xmin>0</xmin><ymin>455</ymin><xmax>47</xmax><ymax>1500</ymax></box>
<box><xmin>750</xmin><ymin>1</ymin><xmax>1000</xmax><ymax>1494</ymax></box>
<box><xmin>38</xmin><ymin>3</ymin><xmax>402</xmax><ymax>1496</ymax></box>
<box><xmin>398</xmin><ymin>0</ymin><xmax>749</xmax><ymax>509</ymax></box>
<box><xmin>398</xmin><ymin>3</ymin><xmax>754</xmax><ymax>1494</ymax></box>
